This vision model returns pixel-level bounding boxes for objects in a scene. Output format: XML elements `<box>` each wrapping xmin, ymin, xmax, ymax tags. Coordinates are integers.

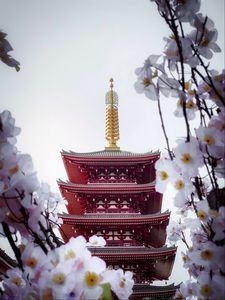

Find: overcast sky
<box><xmin>0</xmin><ymin>0</ymin><xmax>224</xmax><ymax>286</ymax></box>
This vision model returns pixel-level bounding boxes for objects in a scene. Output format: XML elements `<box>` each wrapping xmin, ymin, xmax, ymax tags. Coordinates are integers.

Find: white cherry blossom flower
<box><xmin>167</xmin><ymin>220</ymin><xmax>186</xmax><ymax>244</ymax></box>
<box><xmin>175</xmin><ymin>0</ymin><xmax>200</xmax><ymax>23</ymax></box>
<box><xmin>189</xmin><ymin>241</ymin><xmax>223</xmax><ymax>271</ymax></box>
<box><xmin>39</xmin><ymin>261</ymin><xmax>78</xmax><ymax>299</ymax></box>
<box><xmin>189</xmin><ymin>13</ymin><xmax>221</xmax><ymax>59</ymax></box>
<box><xmin>53</xmin><ymin>235</ymin><xmax>91</xmax><ymax>268</ymax></box>
<box><xmin>179</xmin><ymin>280</ymin><xmax>198</xmax><ymax>299</ymax></box>
<box><xmin>196</xmin><ymin>125</ymin><xmax>224</xmax><ymax>158</ymax></box>
<box><xmin>197</xmin><ymin>271</ymin><xmax>225</xmax><ymax>299</ymax></box>
<box><xmin>190</xmin><ymin>229</ymin><xmax>207</xmax><ymax>245</ymax></box>
<box><xmin>155</xmin><ymin>157</ymin><xmax>177</xmax><ymax>193</ymax></box>
<box><xmin>0</xmin><ymin>110</ymin><xmax>20</xmax><ymax>144</ymax></box>
<box><xmin>134</xmin><ymin>72</ymin><xmax>158</xmax><ymax>100</ymax></box>
<box><xmin>158</xmin><ymin>74</ymin><xmax>180</xmax><ymax>97</ymax></box>
<box><xmin>174</xmin><ymin>90</ymin><xmax>197</xmax><ymax>120</ymax></box>
<box><xmin>87</xmin><ymin>235</ymin><xmax>106</xmax><ymax>247</ymax></box>
<box><xmin>195</xmin><ymin>200</ymin><xmax>211</xmax><ymax>223</ymax></box>
<box><xmin>135</xmin><ymin>55</ymin><xmax>162</xmax><ymax>77</ymax></box>
<box><xmin>197</xmin><ymin>71</ymin><xmax>225</xmax><ymax>106</ymax></box>
<box><xmin>164</xmin><ymin>36</ymin><xmax>198</xmax><ymax>68</ymax></box>
<box><xmin>173</xmin><ymin>174</ymin><xmax>194</xmax><ymax>208</ymax></box>
<box><xmin>106</xmin><ymin>269</ymin><xmax>134</xmax><ymax>300</ymax></box>
<box><xmin>21</xmin><ymin>243</ymin><xmax>47</xmax><ymax>280</ymax></box>
<box><xmin>134</xmin><ymin>56</ymin><xmax>160</xmax><ymax>100</ymax></box>
<box><xmin>81</xmin><ymin>256</ymin><xmax>107</xmax><ymax>299</ymax></box>
<box><xmin>174</xmin><ymin>139</ymin><xmax>203</xmax><ymax>177</ymax></box>
<box><xmin>3</xmin><ymin>268</ymin><xmax>27</xmax><ymax>300</ymax></box>
<box><xmin>209</xmin><ymin>108</ymin><xmax>225</xmax><ymax>131</ymax></box>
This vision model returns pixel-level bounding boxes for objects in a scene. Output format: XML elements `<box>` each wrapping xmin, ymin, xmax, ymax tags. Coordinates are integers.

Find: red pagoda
<box><xmin>59</xmin><ymin>79</ymin><xmax>177</xmax><ymax>299</ymax></box>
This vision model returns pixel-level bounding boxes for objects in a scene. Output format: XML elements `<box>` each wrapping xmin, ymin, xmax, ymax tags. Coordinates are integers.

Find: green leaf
<box><xmin>100</xmin><ymin>283</ymin><xmax>114</xmax><ymax>300</ymax></box>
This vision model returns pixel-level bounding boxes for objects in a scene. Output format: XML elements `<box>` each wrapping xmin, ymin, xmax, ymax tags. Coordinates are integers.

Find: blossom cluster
<box><xmin>0</xmin><ymin>111</ymin><xmax>66</xmax><ymax>241</ymax></box>
<box><xmin>135</xmin><ymin>0</ymin><xmax>225</xmax><ymax>299</ymax></box>
<box><xmin>3</xmin><ymin>236</ymin><xmax>133</xmax><ymax>300</ymax></box>
<box><xmin>0</xmin><ymin>110</ymin><xmax>134</xmax><ymax>299</ymax></box>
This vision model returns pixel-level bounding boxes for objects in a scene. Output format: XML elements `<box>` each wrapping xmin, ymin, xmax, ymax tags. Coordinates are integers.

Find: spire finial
<box><xmin>109</xmin><ymin>78</ymin><xmax>114</xmax><ymax>90</ymax></box>
<box><xmin>105</xmin><ymin>78</ymin><xmax>120</xmax><ymax>151</ymax></box>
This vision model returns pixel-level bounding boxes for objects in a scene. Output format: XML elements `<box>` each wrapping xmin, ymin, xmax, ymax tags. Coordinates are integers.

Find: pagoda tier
<box><xmin>131</xmin><ymin>283</ymin><xmax>179</xmax><ymax>299</ymax></box>
<box><xmin>61</xmin><ymin>150</ymin><xmax>159</xmax><ymax>184</ymax></box>
<box><xmin>60</xmin><ymin>211</ymin><xmax>170</xmax><ymax>247</ymax></box>
<box><xmin>58</xmin><ymin>181</ymin><xmax>162</xmax><ymax>215</ymax></box>
<box><xmin>88</xmin><ymin>246</ymin><xmax>176</xmax><ymax>283</ymax></box>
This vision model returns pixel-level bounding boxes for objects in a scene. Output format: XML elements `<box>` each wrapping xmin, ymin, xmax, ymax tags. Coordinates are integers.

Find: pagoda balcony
<box><xmin>58</xmin><ymin>181</ymin><xmax>163</xmax><ymax>215</ymax></box>
<box><xmin>61</xmin><ymin>150</ymin><xmax>159</xmax><ymax>184</ymax></box>
<box><xmin>131</xmin><ymin>283</ymin><xmax>180</xmax><ymax>299</ymax></box>
<box><xmin>88</xmin><ymin>246</ymin><xmax>176</xmax><ymax>283</ymax></box>
<box><xmin>60</xmin><ymin>211</ymin><xmax>170</xmax><ymax>247</ymax></box>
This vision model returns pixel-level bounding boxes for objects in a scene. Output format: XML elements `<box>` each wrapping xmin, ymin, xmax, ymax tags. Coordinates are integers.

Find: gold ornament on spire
<box><xmin>105</xmin><ymin>78</ymin><xmax>120</xmax><ymax>151</ymax></box>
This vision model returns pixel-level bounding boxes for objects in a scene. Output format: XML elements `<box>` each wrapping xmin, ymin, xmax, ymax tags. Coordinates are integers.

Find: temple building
<box><xmin>59</xmin><ymin>79</ymin><xmax>178</xmax><ymax>299</ymax></box>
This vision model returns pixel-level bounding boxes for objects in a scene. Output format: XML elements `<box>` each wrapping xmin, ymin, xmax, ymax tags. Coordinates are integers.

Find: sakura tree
<box><xmin>0</xmin><ymin>34</ymin><xmax>133</xmax><ymax>300</ymax></box>
<box><xmin>135</xmin><ymin>0</ymin><xmax>224</xmax><ymax>299</ymax></box>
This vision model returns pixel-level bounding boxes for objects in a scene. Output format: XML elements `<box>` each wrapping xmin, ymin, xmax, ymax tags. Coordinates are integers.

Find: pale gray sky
<box><xmin>0</xmin><ymin>0</ymin><xmax>224</xmax><ymax>286</ymax></box>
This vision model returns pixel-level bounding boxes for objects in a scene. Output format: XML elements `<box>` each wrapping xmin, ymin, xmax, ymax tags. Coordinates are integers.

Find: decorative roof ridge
<box><xmin>88</xmin><ymin>245</ymin><xmax>177</xmax><ymax>252</ymax></box>
<box><xmin>57</xmin><ymin>180</ymin><xmax>156</xmax><ymax>188</ymax></box>
<box><xmin>59</xmin><ymin>210</ymin><xmax>170</xmax><ymax>219</ymax></box>
<box><xmin>61</xmin><ymin>149</ymin><xmax>160</xmax><ymax>158</ymax></box>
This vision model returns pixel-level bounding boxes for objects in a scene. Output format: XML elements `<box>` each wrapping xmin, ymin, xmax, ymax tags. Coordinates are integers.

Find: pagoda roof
<box><xmin>89</xmin><ymin>246</ymin><xmax>176</xmax><ymax>259</ymax></box>
<box><xmin>61</xmin><ymin>149</ymin><xmax>159</xmax><ymax>163</ymax></box>
<box><xmin>58</xmin><ymin>180</ymin><xmax>156</xmax><ymax>193</ymax></box>
<box><xmin>60</xmin><ymin>211</ymin><xmax>170</xmax><ymax>226</ymax></box>
<box><xmin>0</xmin><ymin>248</ymin><xmax>17</xmax><ymax>269</ymax></box>
<box><xmin>131</xmin><ymin>283</ymin><xmax>179</xmax><ymax>299</ymax></box>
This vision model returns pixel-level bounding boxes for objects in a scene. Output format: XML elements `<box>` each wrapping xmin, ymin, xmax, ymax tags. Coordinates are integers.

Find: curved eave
<box><xmin>58</xmin><ymin>181</ymin><xmax>156</xmax><ymax>194</ymax></box>
<box><xmin>61</xmin><ymin>150</ymin><xmax>160</xmax><ymax>164</ymax></box>
<box><xmin>60</xmin><ymin>211</ymin><xmax>170</xmax><ymax>226</ymax></box>
<box><xmin>131</xmin><ymin>283</ymin><xmax>179</xmax><ymax>298</ymax></box>
<box><xmin>0</xmin><ymin>249</ymin><xmax>17</xmax><ymax>269</ymax></box>
<box><xmin>89</xmin><ymin>246</ymin><xmax>177</xmax><ymax>259</ymax></box>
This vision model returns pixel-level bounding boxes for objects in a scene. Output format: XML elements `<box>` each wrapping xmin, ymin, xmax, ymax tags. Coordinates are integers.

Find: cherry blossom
<box><xmin>174</xmin><ymin>139</ymin><xmax>203</xmax><ymax>177</ymax></box>
<box><xmin>39</xmin><ymin>261</ymin><xmax>79</xmax><ymax>299</ymax></box>
<box><xmin>196</xmin><ymin>125</ymin><xmax>224</xmax><ymax>158</ymax></box>
<box><xmin>87</xmin><ymin>235</ymin><xmax>106</xmax><ymax>247</ymax></box>
<box><xmin>164</xmin><ymin>36</ymin><xmax>199</xmax><ymax>68</ymax></box>
<box><xmin>81</xmin><ymin>256</ymin><xmax>107</xmax><ymax>299</ymax></box>
<box><xmin>155</xmin><ymin>157</ymin><xmax>177</xmax><ymax>193</ymax></box>
<box><xmin>106</xmin><ymin>269</ymin><xmax>134</xmax><ymax>300</ymax></box>
<box><xmin>175</xmin><ymin>0</ymin><xmax>200</xmax><ymax>23</ymax></box>
<box><xmin>178</xmin><ymin>280</ymin><xmax>198</xmax><ymax>299</ymax></box>
<box><xmin>158</xmin><ymin>73</ymin><xmax>180</xmax><ymax>97</ymax></box>
<box><xmin>189</xmin><ymin>13</ymin><xmax>221</xmax><ymax>59</ymax></box>
<box><xmin>167</xmin><ymin>220</ymin><xmax>186</xmax><ymax>243</ymax></box>
<box><xmin>3</xmin><ymin>268</ymin><xmax>27</xmax><ymax>300</ymax></box>
<box><xmin>173</xmin><ymin>174</ymin><xmax>194</xmax><ymax>208</ymax></box>
<box><xmin>174</xmin><ymin>88</ymin><xmax>197</xmax><ymax>120</ymax></box>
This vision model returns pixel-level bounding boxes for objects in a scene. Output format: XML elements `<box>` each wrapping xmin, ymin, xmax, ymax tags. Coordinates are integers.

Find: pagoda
<box><xmin>58</xmin><ymin>79</ymin><xmax>177</xmax><ymax>299</ymax></box>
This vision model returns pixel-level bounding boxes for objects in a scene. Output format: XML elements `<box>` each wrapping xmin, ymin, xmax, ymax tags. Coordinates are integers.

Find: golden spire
<box><xmin>105</xmin><ymin>78</ymin><xmax>120</xmax><ymax>151</ymax></box>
